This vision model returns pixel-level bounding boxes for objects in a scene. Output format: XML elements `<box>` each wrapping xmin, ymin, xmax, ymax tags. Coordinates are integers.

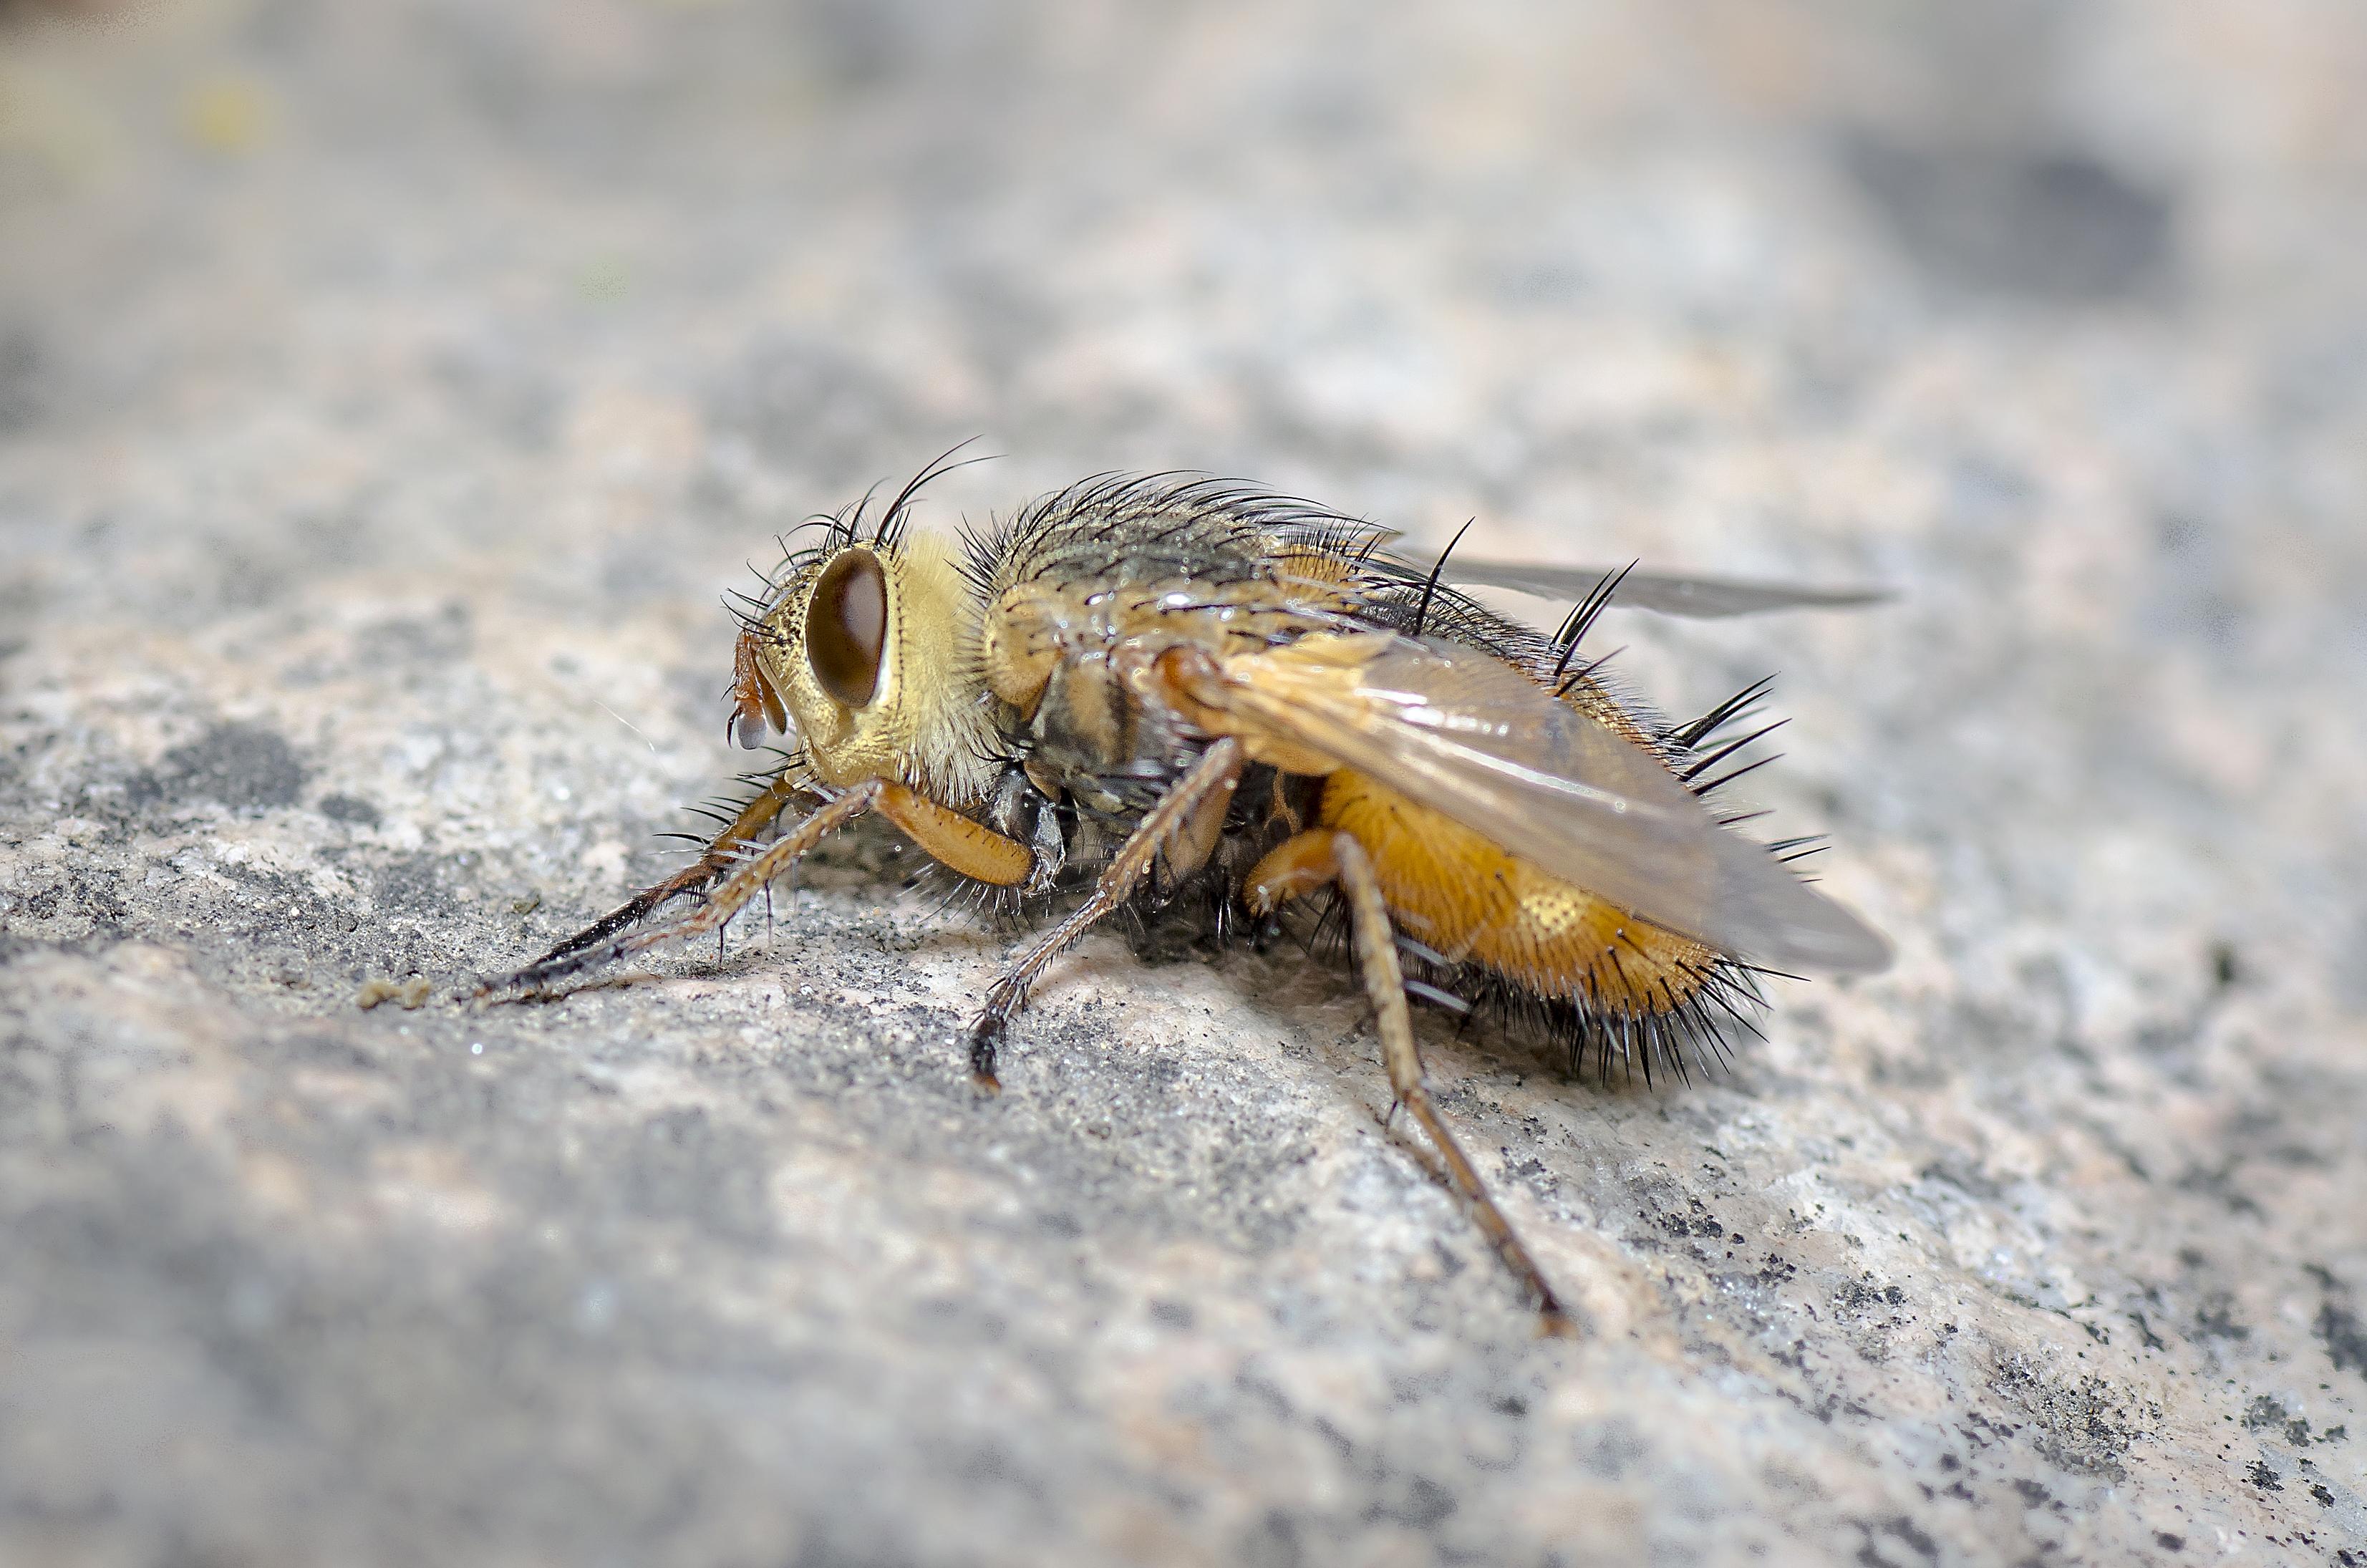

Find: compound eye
<box><xmin>806</xmin><ymin>550</ymin><xmax>888</xmax><ymax>709</ymax></box>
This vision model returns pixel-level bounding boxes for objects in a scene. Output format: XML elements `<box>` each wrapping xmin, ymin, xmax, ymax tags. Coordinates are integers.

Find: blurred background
<box><xmin>4</xmin><ymin>3</ymin><xmax>2366</xmax><ymax>1565</ymax></box>
<box><xmin>6</xmin><ymin>0</ymin><xmax>2361</xmax><ymax>585</ymax></box>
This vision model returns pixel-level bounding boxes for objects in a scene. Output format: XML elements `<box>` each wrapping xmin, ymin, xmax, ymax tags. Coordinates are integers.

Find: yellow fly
<box><xmin>481</xmin><ymin>463</ymin><xmax>1889</xmax><ymax>1331</ymax></box>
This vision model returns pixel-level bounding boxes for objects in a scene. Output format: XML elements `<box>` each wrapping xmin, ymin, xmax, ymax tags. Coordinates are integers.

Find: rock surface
<box><xmin>4</xmin><ymin>3</ymin><xmax>2366</xmax><ymax>1564</ymax></box>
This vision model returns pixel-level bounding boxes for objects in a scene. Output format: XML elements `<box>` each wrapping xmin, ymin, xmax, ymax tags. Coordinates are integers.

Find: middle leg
<box><xmin>966</xmin><ymin>738</ymin><xmax>1243</xmax><ymax>1091</ymax></box>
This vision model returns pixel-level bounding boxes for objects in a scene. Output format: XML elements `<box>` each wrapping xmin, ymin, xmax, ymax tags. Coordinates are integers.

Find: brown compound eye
<box><xmin>806</xmin><ymin>549</ymin><xmax>888</xmax><ymax>708</ymax></box>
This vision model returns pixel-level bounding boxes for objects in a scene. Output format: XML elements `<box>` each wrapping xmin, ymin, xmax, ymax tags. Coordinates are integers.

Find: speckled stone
<box><xmin>3</xmin><ymin>4</ymin><xmax>2364</xmax><ymax>1565</ymax></box>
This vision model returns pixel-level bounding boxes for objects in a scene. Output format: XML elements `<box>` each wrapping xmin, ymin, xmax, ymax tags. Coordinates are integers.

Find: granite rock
<box><xmin>3</xmin><ymin>3</ymin><xmax>2365</xmax><ymax>1564</ymax></box>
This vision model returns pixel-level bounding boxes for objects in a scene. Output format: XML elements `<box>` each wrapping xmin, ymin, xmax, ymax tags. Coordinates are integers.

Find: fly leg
<box><xmin>966</xmin><ymin>738</ymin><xmax>1243</xmax><ymax>1093</ymax></box>
<box><xmin>476</xmin><ymin>781</ymin><xmax>885</xmax><ymax>1000</ymax></box>
<box><xmin>478</xmin><ymin>778</ymin><xmax>1040</xmax><ymax>1002</ymax></box>
<box><xmin>1247</xmin><ymin>827</ymin><xmax>1577</xmax><ymax>1335</ymax></box>
<box><xmin>527</xmin><ymin>770</ymin><xmax>812</xmax><ymax>969</ymax></box>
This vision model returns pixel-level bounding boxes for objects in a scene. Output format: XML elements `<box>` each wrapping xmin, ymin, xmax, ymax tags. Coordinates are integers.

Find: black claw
<box><xmin>968</xmin><ymin>1015</ymin><xmax>1005</xmax><ymax>1093</ymax></box>
<box><xmin>479</xmin><ymin>949</ymin><xmax>589</xmax><ymax>1003</ymax></box>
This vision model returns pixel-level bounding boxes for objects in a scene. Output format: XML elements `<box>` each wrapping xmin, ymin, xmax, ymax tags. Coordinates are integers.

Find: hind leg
<box><xmin>1249</xmin><ymin>827</ymin><xmax>1576</xmax><ymax>1335</ymax></box>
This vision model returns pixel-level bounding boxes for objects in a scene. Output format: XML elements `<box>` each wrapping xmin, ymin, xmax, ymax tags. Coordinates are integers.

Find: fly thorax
<box><xmin>1025</xmin><ymin>647</ymin><xmax>1214</xmax><ymax>818</ymax></box>
<box><xmin>1026</xmin><ymin>654</ymin><xmax>1130</xmax><ymax>804</ymax></box>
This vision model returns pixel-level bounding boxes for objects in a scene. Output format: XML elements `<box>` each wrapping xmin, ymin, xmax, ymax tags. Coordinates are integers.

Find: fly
<box><xmin>475</xmin><ymin>458</ymin><xmax>1892</xmax><ymax>1333</ymax></box>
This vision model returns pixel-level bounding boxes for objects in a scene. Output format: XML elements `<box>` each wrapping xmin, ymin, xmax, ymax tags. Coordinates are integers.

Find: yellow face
<box><xmin>728</xmin><ymin>533</ymin><xmax>1002</xmax><ymax>808</ymax></box>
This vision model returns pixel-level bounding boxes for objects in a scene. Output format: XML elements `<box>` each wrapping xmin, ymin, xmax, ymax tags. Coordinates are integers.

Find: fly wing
<box><xmin>1186</xmin><ymin>634</ymin><xmax>1892</xmax><ymax>974</ymax></box>
<box><xmin>1398</xmin><ymin>553</ymin><xmax>1891</xmax><ymax>617</ymax></box>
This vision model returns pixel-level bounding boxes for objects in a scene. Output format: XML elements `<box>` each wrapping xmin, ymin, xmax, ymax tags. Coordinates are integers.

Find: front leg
<box><xmin>966</xmin><ymin>739</ymin><xmax>1243</xmax><ymax>1093</ymax></box>
<box><xmin>478</xmin><ymin>780</ymin><xmax>1037</xmax><ymax>1001</ymax></box>
<box><xmin>477</xmin><ymin>782</ymin><xmax>886</xmax><ymax>999</ymax></box>
<box><xmin>526</xmin><ymin>770</ymin><xmax>813</xmax><ymax>969</ymax></box>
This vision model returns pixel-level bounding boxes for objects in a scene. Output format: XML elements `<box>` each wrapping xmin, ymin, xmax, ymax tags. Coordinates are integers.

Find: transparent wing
<box><xmin>1186</xmin><ymin>634</ymin><xmax>1891</xmax><ymax>974</ymax></box>
<box><xmin>1398</xmin><ymin>553</ymin><xmax>1891</xmax><ymax>617</ymax></box>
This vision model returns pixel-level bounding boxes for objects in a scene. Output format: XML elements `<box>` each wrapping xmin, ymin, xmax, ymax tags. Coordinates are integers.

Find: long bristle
<box><xmin>1551</xmin><ymin>562</ymin><xmax>1634</xmax><ymax>682</ymax></box>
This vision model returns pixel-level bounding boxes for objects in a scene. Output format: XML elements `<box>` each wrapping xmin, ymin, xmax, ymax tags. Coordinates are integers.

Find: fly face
<box><xmin>730</xmin><ymin>531</ymin><xmax>1002</xmax><ymax>811</ymax></box>
<box><xmin>730</xmin><ymin>543</ymin><xmax>886</xmax><ymax>760</ymax></box>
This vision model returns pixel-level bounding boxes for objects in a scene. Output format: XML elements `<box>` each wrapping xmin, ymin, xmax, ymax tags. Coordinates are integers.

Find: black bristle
<box><xmin>1692</xmin><ymin>752</ymin><xmax>1783</xmax><ymax>798</ymax></box>
<box><xmin>874</xmin><ymin>439</ymin><xmax>994</xmax><ymax>549</ymax></box>
<box><xmin>1671</xmin><ymin>676</ymin><xmax>1777</xmax><ymax>750</ymax></box>
<box><xmin>1678</xmin><ymin>720</ymin><xmax>1788</xmax><ymax>784</ymax></box>
<box><xmin>1554</xmin><ymin>647</ymin><xmax>1623</xmax><ymax>697</ymax></box>
<box><xmin>1551</xmin><ymin>562</ymin><xmax>1635</xmax><ymax>682</ymax></box>
<box><xmin>1409</xmin><ymin>519</ymin><xmax>1475</xmax><ymax>638</ymax></box>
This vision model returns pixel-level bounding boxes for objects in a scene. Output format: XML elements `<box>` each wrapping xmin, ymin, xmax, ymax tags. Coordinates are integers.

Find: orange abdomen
<box><xmin>1316</xmin><ymin>768</ymin><xmax>1718</xmax><ymax>1018</ymax></box>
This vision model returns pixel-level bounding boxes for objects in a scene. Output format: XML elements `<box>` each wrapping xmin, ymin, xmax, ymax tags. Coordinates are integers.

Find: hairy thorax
<box><xmin>980</xmin><ymin>535</ymin><xmax>1357</xmax><ymax>810</ymax></box>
